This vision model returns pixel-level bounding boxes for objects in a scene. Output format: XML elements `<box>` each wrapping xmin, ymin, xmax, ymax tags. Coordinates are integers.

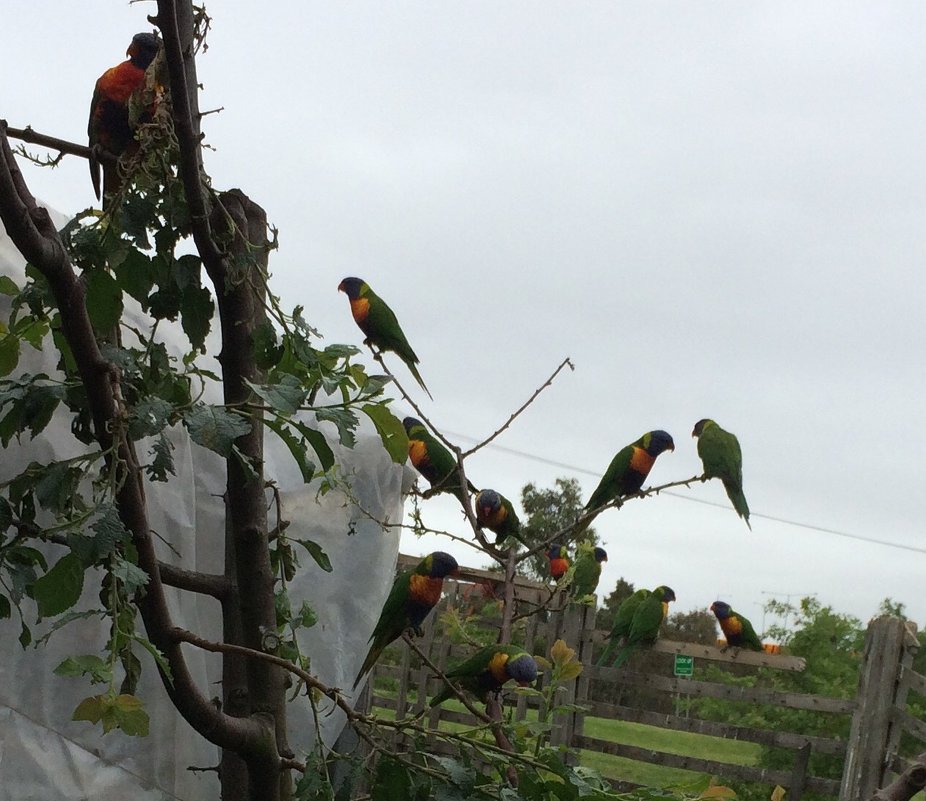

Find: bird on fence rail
<box><xmin>352</xmin><ymin>551</ymin><xmax>459</xmax><ymax>690</ymax></box>
<box><xmin>596</xmin><ymin>588</ymin><xmax>651</xmax><ymax>666</ymax></box>
<box><xmin>402</xmin><ymin>417</ymin><xmax>476</xmax><ymax>505</ymax></box>
<box><xmin>338</xmin><ymin>277</ymin><xmax>433</xmax><ymax>399</ymax></box>
<box><xmin>580</xmin><ymin>430</ymin><xmax>675</xmax><ymax>531</ymax></box>
<box><xmin>475</xmin><ymin>489</ymin><xmax>527</xmax><ymax>548</ymax></box>
<box><xmin>692</xmin><ymin>419</ymin><xmax>750</xmax><ymax>530</ymax></box>
<box><xmin>568</xmin><ymin>544</ymin><xmax>608</xmax><ymax>601</ymax></box>
<box><xmin>710</xmin><ymin>601</ymin><xmax>763</xmax><ymax>652</ymax></box>
<box><xmin>608</xmin><ymin>585</ymin><xmax>676</xmax><ymax>669</ymax></box>
<box><xmin>428</xmin><ymin>644</ymin><xmax>538</xmax><ymax>708</ymax></box>
<box><xmin>546</xmin><ymin>544</ymin><xmax>571</xmax><ymax>581</ymax></box>
<box><xmin>88</xmin><ymin>32</ymin><xmax>161</xmax><ymax>205</ymax></box>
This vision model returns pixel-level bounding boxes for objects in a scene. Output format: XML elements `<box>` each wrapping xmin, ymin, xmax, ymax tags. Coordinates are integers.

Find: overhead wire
<box><xmin>441</xmin><ymin>429</ymin><xmax>926</xmax><ymax>556</ymax></box>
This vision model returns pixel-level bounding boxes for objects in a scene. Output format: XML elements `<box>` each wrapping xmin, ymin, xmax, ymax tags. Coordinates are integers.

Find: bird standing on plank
<box><xmin>710</xmin><ymin>601</ymin><xmax>763</xmax><ymax>652</ymax></box>
<box><xmin>338</xmin><ymin>277</ymin><xmax>433</xmax><ymax>399</ymax></box>
<box><xmin>568</xmin><ymin>544</ymin><xmax>608</xmax><ymax>600</ymax></box>
<box><xmin>581</xmin><ymin>430</ymin><xmax>675</xmax><ymax>529</ymax></box>
<box><xmin>596</xmin><ymin>588</ymin><xmax>650</xmax><ymax>666</ymax></box>
<box><xmin>692</xmin><ymin>419</ymin><xmax>750</xmax><ymax>529</ymax></box>
<box><xmin>88</xmin><ymin>32</ymin><xmax>161</xmax><ymax>205</ymax></box>
<box><xmin>403</xmin><ymin>417</ymin><xmax>475</xmax><ymax>505</ymax></box>
<box><xmin>429</xmin><ymin>644</ymin><xmax>538</xmax><ymax>708</ymax></box>
<box><xmin>353</xmin><ymin>551</ymin><xmax>459</xmax><ymax>690</ymax></box>
<box><xmin>546</xmin><ymin>544</ymin><xmax>570</xmax><ymax>581</ymax></box>
<box><xmin>475</xmin><ymin>489</ymin><xmax>526</xmax><ymax>548</ymax></box>
<box><xmin>608</xmin><ymin>585</ymin><xmax>676</xmax><ymax>669</ymax></box>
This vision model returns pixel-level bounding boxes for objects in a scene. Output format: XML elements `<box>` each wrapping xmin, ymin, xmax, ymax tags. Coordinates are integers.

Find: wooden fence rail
<box><xmin>354</xmin><ymin>556</ymin><xmax>922</xmax><ymax>801</ymax></box>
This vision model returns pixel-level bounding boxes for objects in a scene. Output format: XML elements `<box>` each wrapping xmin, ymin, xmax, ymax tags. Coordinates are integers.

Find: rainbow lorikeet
<box><xmin>608</xmin><ymin>585</ymin><xmax>676</xmax><ymax>669</ymax></box>
<box><xmin>692</xmin><ymin>419</ymin><xmax>751</xmax><ymax>530</ymax></box>
<box><xmin>596</xmin><ymin>588</ymin><xmax>650</xmax><ymax>666</ymax></box>
<box><xmin>546</xmin><ymin>544</ymin><xmax>570</xmax><ymax>581</ymax></box>
<box><xmin>475</xmin><ymin>489</ymin><xmax>526</xmax><ymax>547</ymax></box>
<box><xmin>582</xmin><ymin>430</ymin><xmax>675</xmax><ymax>527</ymax></box>
<box><xmin>353</xmin><ymin>551</ymin><xmax>459</xmax><ymax>689</ymax></box>
<box><xmin>338</xmin><ymin>277</ymin><xmax>433</xmax><ymax>400</ymax></box>
<box><xmin>402</xmin><ymin>417</ymin><xmax>475</xmax><ymax>504</ymax></box>
<box><xmin>710</xmin><ymin>601</ymin><xmax>763</xmax><ymax>651</ymax></box>
<box><xmin>429</xmin><ymin>644</ymin><xmax>538</xmax><ymax>708</ymax></box>
<box><xmin>568</xmin><ymin>545</ymin><xmax>608</xmax><ymax>600</ymax></box>
<box><xmin>88</xmin><ymin>32</ymin><xmax>161</xmax><ymax>204</ymax></box>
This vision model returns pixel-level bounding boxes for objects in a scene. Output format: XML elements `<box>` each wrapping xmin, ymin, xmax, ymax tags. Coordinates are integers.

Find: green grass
<box><xmin>579</xmin><ymin>717</ymin><xmax>761</xmax><ymax>787</ymax></box>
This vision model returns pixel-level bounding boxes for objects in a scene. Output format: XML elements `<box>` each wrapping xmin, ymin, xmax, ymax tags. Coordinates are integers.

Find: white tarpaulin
<box><xmin>0</xmin><ymin>209</ymin><xmax>407</xmax><ymax>800</ymax></box>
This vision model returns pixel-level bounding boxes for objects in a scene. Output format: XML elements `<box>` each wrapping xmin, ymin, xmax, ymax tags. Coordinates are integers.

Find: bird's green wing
<box><xmin>737</xmin><ymin>610</ymin><xmax>763</xmax><ymax>650</ymax></box>
<box><xmin>697</xmin><ymin>424</ymin><xmax>742</xmax><ymax>484</ymax></box>
<box><xmin>570</xmin><ymin>551</ymin><xmax>601</xmax><ymax>598</ymax></box>
<box><xmin>368</xmin><ymin>569</ymin><xmax>412</xmax><ymax>642</ymax></box>
<box><xmin>586</xmin><ymin>445</ymin><xmax>633</xmax><ymax>511</ymax></box>
<box><xmin>626</xmin><ymin>594</ymin><xmax>666</xmax><ymax>646</ymax></box>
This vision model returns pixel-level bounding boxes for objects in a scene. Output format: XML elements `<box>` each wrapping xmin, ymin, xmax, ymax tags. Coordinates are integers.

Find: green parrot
<box><xmin>581</xmin><ymin>430</ymin><xmax>675</xmax><ymax>529</ymax></box>
<box><xmin>338</xmin><ymin>277</ymin><xmax>433</xmax><ymax>400</ymax></box>
<box><xmin>403</xmin><ymin>417</ymin><xmax>476</xmax><ymax>504</ymax></box>
<box><xmin>429</xmin><ymin>644</ymin><xmax>538</xmax><ymax>708</ymax></box>
<box><xmin>608</xmin><ymin>585</ymin><xmax>676</xmax><ymax>669</ymax></box>
<box><xmin>475</xmin><ymin>489</ymin><xmax>527</xmax><ymax>547</ymax></box>
<box><xmin>710</xmin><ymin>601</ymin><xmax>763</xmax><ymax>651</ymax></box>
<box><xmin>596</xmin><ymin>588</ymin><xmax>651</xmax><ymax>666</ymax></box>
<box><xmin>568</xmin><ymin>545</ymin><xmax>608</xmax><ymax>600</ymax></box>
<box><xmin>353</xmin><ymin>551</ymin><xmax>459</xmax><ymax>689</ymax></box>
<box><xmin>692</xmin><ymin>419</ymin><xmax>750</xmax><ymax>530</ymax></box>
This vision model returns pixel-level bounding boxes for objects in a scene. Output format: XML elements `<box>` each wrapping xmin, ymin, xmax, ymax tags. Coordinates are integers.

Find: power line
<box><xmin>442</xmin><ymin>428</ymin><xmax>926</xmax><ymax>556</ymax></box>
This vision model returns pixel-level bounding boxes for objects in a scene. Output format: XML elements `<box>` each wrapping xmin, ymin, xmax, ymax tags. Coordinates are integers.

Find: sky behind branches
<box><xmin>5</xmin><ymin>2</ymin><xmax>925</xmax><ymax>632</ymax></box>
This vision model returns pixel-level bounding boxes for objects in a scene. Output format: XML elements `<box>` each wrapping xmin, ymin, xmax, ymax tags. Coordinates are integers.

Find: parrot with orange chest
<box><xmin>353</xmin><ymin>551</ymin><xmax>459</xmax><ymax>689</ymax></box>
<box><xmin>546</xmin><ymin>544</ymin><xmax>570</xmax><ymax>581</ymax></box>
<box><xmin>88</xmin><ymin>32</ymin><xmax>161</xmax><ymax>204</ymax></box>
<box><xmin>710</xmin><ymin>601</ymin><xmax>763</xmax><ymax>651</ymax></box>
<box><xmin>475</xmin><ymin>489</ymin><xmax>527</xmax><ymax>547</ymax></box>
<box><xmin>429</xmin><ymin>644</ymin><xmax>538</xmax><ymax>708</ymax></box>
<box><xmin>338</xmin><ymin>277</ymin><xmax>433</xmax><ymax>399</ymax></box>
<box><xmin>580</xmin><ymin>430</ymin><xmax>674</xmax><ymax>529</ymax></box>
<box><xmin>402</xmin><ymin>417</ymin><xmax>476</xmax><ymax>505</ymax></box>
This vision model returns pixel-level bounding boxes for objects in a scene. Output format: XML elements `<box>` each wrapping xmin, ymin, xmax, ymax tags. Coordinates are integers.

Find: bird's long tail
<box><xmin>352</xmin><ymin>643</ymin><xmax>382</xmax><ymax>690</ymax></box>
<box><xmin>405</xmin><ymin>360</ymin><xmax>434</xmax><ymax>401</ymax></box>
<box><xmin>610</xmin><ymin>644</ymin><xmax>635</xmax><ymax>669</ymax></box>
<box><xmin>596</xmin><ymin>638</ymin><xmax>618</xmax><ymax>668</ymax></box>
<box><xmin>724</xmin><ymin>480</ymin><xmax>751</xmax><ymax>530</ymax></box>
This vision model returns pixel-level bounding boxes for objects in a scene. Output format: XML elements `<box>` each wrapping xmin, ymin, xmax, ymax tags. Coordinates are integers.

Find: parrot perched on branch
<box><xmin>581</xmin><ymin>430</ymin><xmax>675</xmax><ymax>529</ymax></box>
<box><xmin>475</xmin><ymin>489</ymin><xmax>526</xmax><ymax>547</ymax></box>
<box><xmin>692</xmin><ymin>419</ymin><xmax>750</xmax><ymax>529</ymax></box>
<box><xmin>402</xmin><ymin>417</ymin><xmax>475</xmax><ymax>505</ymax></box>
<box><xmin>568</xmin><ymin>545</ymin><xmax>607</xmax><ymax>600</ymax></box>
<box><xmin>429</xmin><ymin>644</ymin><xmax>538</xmax><ymax>708</ymax></box>
<box><xmin>607</xmin><ymin>585</ymin><xmax>676</xmax><ymax>669</ymax></box>
<box><xmin>546</xmin><ymin>544</ymin><xmax>570</xmax><ymax>581</ymax></box>
<box><xmin>596</xmin><ymin>588</ymin><xmax>650</xmax><ymax>667</ymax></box>
<box><xmin>88</xmin><ymin>32</ymin><xmax>161</xmax><ymax>205</ymax></box>
<box><xmin>353</xmin><ymin>551</ymin><xmax>459</xmax><ymax>690</ymax></box>
<box><xmin>710</xmin><ymin>601</ymin><xmax>763</xmax><ymax>651</ymax></box>
<box><xmin>338</xmin><ymin>277</ymin><xmax>433</xmax><ymax>399</ymax></box>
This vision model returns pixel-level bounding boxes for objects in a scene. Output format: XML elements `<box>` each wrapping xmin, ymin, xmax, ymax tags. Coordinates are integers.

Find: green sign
<box><xmin>674</xmin><ymin>654</ymin><xmax>694</xmax><ymax>677</ymax></box>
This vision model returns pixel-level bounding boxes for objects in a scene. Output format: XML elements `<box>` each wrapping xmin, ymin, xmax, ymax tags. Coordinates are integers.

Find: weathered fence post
<box><xmin>840</xmin><ymin>616</ymin><xmax>912</xmax><ymax>801</ymax></box>
<box><xmin>550</xmin><ymin>600</ymin><xmax>595</xmax><ymax>762</ymax></box>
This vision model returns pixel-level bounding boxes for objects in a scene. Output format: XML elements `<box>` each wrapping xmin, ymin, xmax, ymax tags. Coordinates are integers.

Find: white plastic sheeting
<box><xmin>0</xmin><ymin>211</ymin><xmax>408</xmax><ymax>799</ymax></box>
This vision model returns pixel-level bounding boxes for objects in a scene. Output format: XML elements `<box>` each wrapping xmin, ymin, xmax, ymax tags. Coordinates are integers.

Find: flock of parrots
<box><xmin>90</xmin><ymin>34</ymin><xmax>763</xmax><ymax>711</ymax></box>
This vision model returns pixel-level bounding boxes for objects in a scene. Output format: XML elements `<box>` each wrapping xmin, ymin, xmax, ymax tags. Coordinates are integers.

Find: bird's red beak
<box><xmin>337</xmin><ymin>280</ymin><xmax>345</xmax><ymax>293</ymax></box>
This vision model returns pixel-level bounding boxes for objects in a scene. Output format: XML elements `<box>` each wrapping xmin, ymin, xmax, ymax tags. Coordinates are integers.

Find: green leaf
<box><xmin>0</xmin><ymin>594</ymin><xmax>10</xmax><ymax>619</ymax></box>
<box><xmin>84</xmin><ymin>270</ymin><xmax>123</xmax><ymax>333</ymax></box>
<box><xmin>0</xmin><ymin>275</ymin><xmax>20</xmax><ymax>295</ymax></box>
<box><xmin>246</xmin><ymin>375</ymin><xmax>307</xmax><ymax>416</ymax></box>
<box><xmin>294</xmin><ymin>601</ymin><xmax>318</xmax><ymax>629</ymax></box>
<box><xmin>0</xmin><ymin>334</ymin><xmax>20</xmax><ymax>377</ymax></box>
<box><xmin>361</xmin><ymin>403</ymin><xmax>408</xmax><ymax>464</ymax></box>
<box><xmin>180</xmin><ymin>284</ymin><xmax>214</xmax><ymax>352</ymax></box>
<box><xmin>128</xmin><ymin>397</ymin><xmax>174</xmax><ymax>439</ymax></box>
<box><xmin>145</xmin><ymin>432</ymin><xmax>175</xmax><ymax>481</ymax></box>
<box><xmin>111</xmin><ymin>557</ymin><xmax>149</xmax><ymax>596</ymax></box>
<box><xmin>183</xmin><ymin>405</ymin><xmax>252</xmax><ymax>456</ymax></box>
<box><xmin>315</xmin><ymin>407</ymin><xmax>357</xmax><ymax>448</ymax></box>
<box><xmin>0</xmin><ymin>495</ymin><xmax>13</xmax><ymax>531</ymax></box>
<box><xmin>264</xmin><ymin>417</ymin><xmax>316</xmax><ymax>483</ymax></box>
<box><xmin>292</xmin><ymin>538</ymin><xmax>333</xmax><ymax>573</ymax></box>
<box><xmin>290</xmin><ymin>418</ymin><xmax>335</xmax><ymax>472</ymax></box>
<box><xmin>34</xmin><ymin>462</ymin><xmax>82</xmax><ymax>514</ymax></box>
<box><xmin>55</xmin><ymin>654</ymin><xmax>112</xmax><ymax>684</ymax></box>
<box><xmin>112</xmin><ymin>248</ymin><xmax>153</xmax><ymax>306</ymax></box>
<box><xmin>90</xmin><ymin>506</ymin><xmax>131</xmax><ymax>561</ymax></box>
<box><xmin>133</xmin><ymin>635</ymin><xmax>173</xmax><ymax>684</ymax></box>
<box><xmin>72</xmin><ymin>694</ymin><xmax>104</xmax><ymax>724</ymax></box>
<box><xmin>32</xmin><ymin>552</ymin><xmax>84</xmax><ymax>618</ymax></box>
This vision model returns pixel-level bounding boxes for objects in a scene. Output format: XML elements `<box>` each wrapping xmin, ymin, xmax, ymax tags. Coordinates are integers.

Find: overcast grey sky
<box><xmin>5</xmin><ymin>2</ymin><xmax>925</xmax><ymax>632</ymax></box>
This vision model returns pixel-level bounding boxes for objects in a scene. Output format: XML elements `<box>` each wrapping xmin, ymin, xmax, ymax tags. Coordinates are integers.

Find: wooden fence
<box><xmin>354</xmin><ymin>555</ymin><xmax>923</xmax><ymax>801</ymax></box>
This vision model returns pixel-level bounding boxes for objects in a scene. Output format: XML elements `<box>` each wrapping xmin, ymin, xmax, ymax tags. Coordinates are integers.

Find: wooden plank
<box><xmin>892</xmin><ymin>708</ymin><xmax>926</xmax><ymax>744</ymax></box>
<box><xmin>574</xmin><ymin>736</ymin><xmax>841</xmax><ymax>796</ymax></box>
<box><xmin>583</xmin><ymin>700</ymin><xmax>847</xmax><ymax>756</ymax></box>
<box><xmin>900</xmin><ymin>666</ymin><xmax>926</xmax><ymax>698</ymax></box>
<box><xmin>789</xmin><ymin>742</ymin><xmax>811</xmax><ymax>801</ymax></box>
<box><xmin>588</xmin><ymin>665</ymin><xmax>855</xmax><ymax>714</ymax></box>
<box><xmin>588</xmin><ymin>634</ymin><xmax>806</xmax><ymax>672</ymax></box>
